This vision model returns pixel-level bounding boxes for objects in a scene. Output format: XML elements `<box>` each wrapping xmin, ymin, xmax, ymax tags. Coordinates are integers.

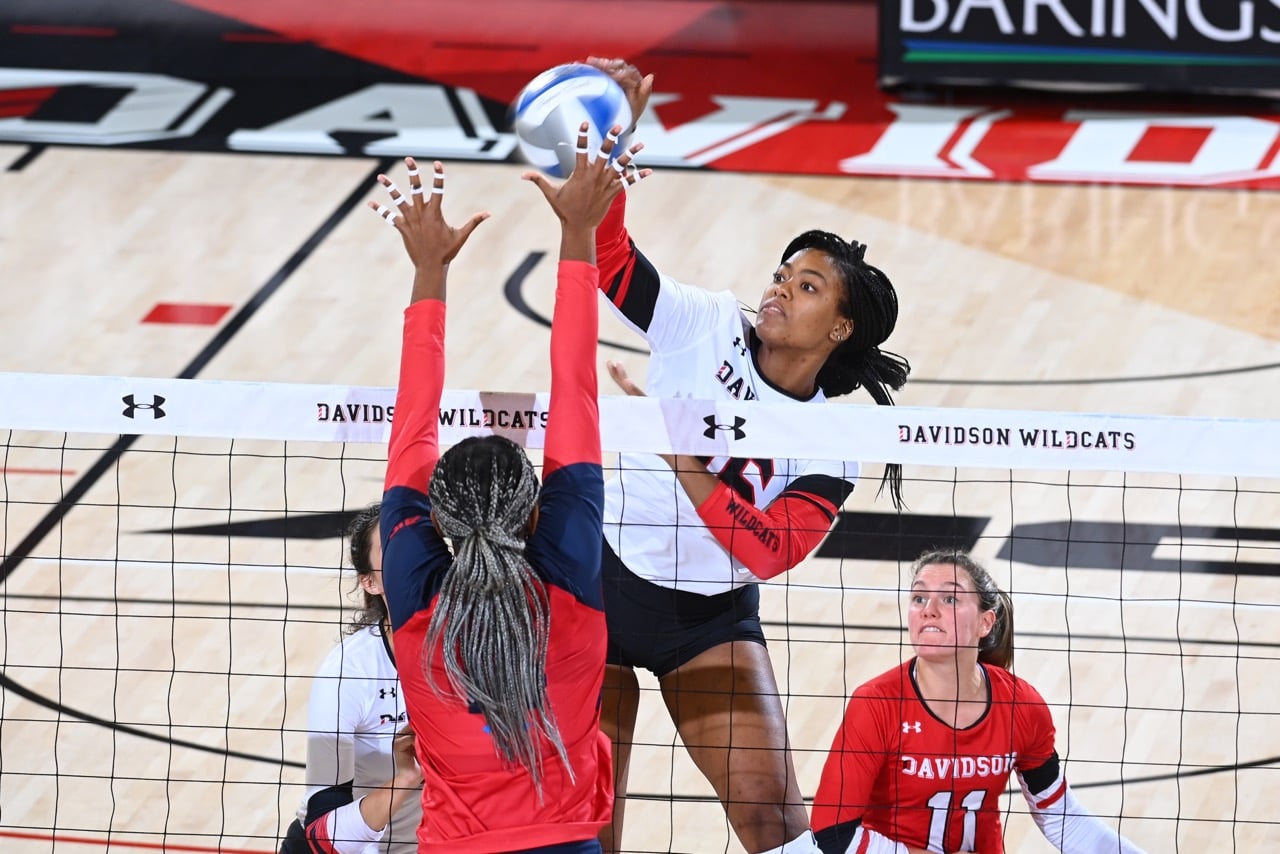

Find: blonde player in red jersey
<box><xmin>811</xmin><ymin>549</ymin><xmax>1145</xmax><ymax>854</ymax></box>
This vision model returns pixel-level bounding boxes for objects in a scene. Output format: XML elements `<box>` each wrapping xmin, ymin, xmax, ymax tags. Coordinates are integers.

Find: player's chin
<box><xmin>752</xmin><ymin>314</ymin><xmax>787</xmax><ymax>343</ymax></box>
<box><xmin>912</xmin><ymin>636</ymin><xmax>957</xmax><ymax>655</ymax></box>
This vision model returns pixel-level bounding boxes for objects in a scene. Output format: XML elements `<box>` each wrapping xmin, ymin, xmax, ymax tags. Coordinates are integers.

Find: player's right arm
<box><xmin>1011</xmin><ymin>687</ymin><xmax>1147</xmax><ymax>853</ymax></box>
<box><xmin>595</xmin><ymin>191</ymin><xmax>729</xmax><ymax>352</ymax></box>
<box><xmin>812</xmin><ymin>686</ymin><xmax>933</xmax><ymax>854</ymax></box>
<box><xmin>368</xmin><ymin>159</ymin><xmax>488</xmax><ymax>631</ymax></box>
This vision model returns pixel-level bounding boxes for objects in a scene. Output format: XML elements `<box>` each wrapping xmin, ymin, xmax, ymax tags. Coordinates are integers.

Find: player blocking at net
<box><xmin>811</xmin><ymin>549</ymin><xmax>1146</xmax><ymax>854</ymax></box>
<box><xmin>366</xmin><ymin>126</ymin><xmax>649</xmax><ymax>853</ymax></box>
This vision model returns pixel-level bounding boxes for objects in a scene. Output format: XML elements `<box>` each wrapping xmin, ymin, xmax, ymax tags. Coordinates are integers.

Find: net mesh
<box><xmin>1</xmin><ymin>371</ymin><xmax>1277</xmax><ymax>853</ymax></box>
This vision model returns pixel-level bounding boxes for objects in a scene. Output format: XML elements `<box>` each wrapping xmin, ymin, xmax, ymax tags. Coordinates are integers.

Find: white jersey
<box><xmin>295</xmin><ymin>624</ymin><xmax>419</xmax><ymax>854</ymax></box>
<box><xmin>603</xmin><ymin>269</ymin><xmax>859</xmax><ymax>595</ymax></box>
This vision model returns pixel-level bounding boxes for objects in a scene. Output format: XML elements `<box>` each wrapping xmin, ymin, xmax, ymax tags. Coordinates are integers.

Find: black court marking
<box><xmin>6</xmin><ymin>143</ymin><xmax>44</xmax><ymax>171</ymax></box>
<box><xmin>503</xmin><ymin>250</ymin><xmax>649</xmax><ymax>355</ymax></box>
<box><xmin>0</xmin><ymin>155</ymin><xmax>392</xmax><ymax>769</ymax></box>
<box><xmin>914</xmin><ymin>359</ymin><xmax>1280</xmax><ymax>386</ymax></box>
<box><xmin>511</xmin><ymin>267</ymin><xmax>1280</xmax><ymax>385</ymax></box>
<box><xmin>0</xmin><ymin>156</ymin><xmax>393</xmax><ymax>584</ymax></box>
<box><xmin>0</xmin><ymin>670</ymin><xmax>302</xmax><ymax>770</ymax></box>
<box><xmin>624</xmin><ymin>748</ymin><xmax>1280</xmax><ymax>803</ymax></box>
<box><xmin>7</xmin><ymin>591</ymin><xmax>1280</xmax><ymax>650</ymax></box>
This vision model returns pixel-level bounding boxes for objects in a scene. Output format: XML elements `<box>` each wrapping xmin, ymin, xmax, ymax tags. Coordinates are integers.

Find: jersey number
<box><xmin>698</xmin><ymin>457</ymin><xmax>774</xmax><ymax>503</ymax></box>
<box><xmin>926</xmin><ymin>789</ymin><xmax>987</xmax><ymax>852</ymax></box>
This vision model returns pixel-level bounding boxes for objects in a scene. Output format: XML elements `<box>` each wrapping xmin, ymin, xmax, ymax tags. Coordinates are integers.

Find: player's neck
<box><xmin>913</xmin><ymin>657</ymin><xmax>987</xmax><ymax>727</ymax></box>
<box><xmin>754</xmin><ymin>344</ymin><xmax>824</xmax><ymax>399</ymax></box>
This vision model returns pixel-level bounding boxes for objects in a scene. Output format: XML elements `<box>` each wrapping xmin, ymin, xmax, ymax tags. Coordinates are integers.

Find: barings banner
<box><xmin>880</xmin><ymin>0</ymin><xmax>1280</xmax><ymax>94</ymax></box>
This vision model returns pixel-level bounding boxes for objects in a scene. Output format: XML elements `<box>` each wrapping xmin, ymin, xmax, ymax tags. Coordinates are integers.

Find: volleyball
<box><xmin>511</xmin><ymin>63</ymin><xmax>632</xmax><ymax>178</ymax></box>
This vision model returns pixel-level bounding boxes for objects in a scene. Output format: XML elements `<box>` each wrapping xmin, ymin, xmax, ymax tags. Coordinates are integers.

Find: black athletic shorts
<box><xmin>602</xmin><ymin>540</ymin><xmax>766</xmax><ymax>678</ymax></box>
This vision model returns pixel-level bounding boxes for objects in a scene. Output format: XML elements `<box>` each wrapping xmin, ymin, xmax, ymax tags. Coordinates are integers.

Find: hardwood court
<box><xmin>1</xmin><ymin>144</ymin><xmax>1278</xmax><ymax>853</ymax></box>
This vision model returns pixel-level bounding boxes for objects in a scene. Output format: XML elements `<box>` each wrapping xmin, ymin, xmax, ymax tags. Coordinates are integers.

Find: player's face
<box><xmin>754</xmin><ymin>249</ymin><xmax>852</xmax><ymax>353</ymax></box>
<box><xmin>908</xmin><ymin>563</ymin><xmax>995</xmax><ymax>660</ymax></box>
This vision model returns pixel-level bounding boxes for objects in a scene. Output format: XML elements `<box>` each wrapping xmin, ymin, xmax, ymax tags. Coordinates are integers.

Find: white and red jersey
<box><xmin>292</xmin><ymin>625</ymin><xmax>418</xmax><ymax>854</ymax></box>
<box><xmin>812</xmin><ymin>659</ymin><xmax>1061</xmax><ymax>854</ymax></box>
<box><xmin>594</xmin><ymin>195</ymin><xmax>858</xmax><ymax>595</ymax></box>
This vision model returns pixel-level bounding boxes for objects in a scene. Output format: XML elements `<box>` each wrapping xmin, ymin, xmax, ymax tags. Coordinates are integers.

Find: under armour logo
<box><xmin>122</xmin><ymin>394</ymin><xmax>166</xmax><ymax>419</ymax></box>
<box><xmin>379</xmin><ymin>687</ymin><xmax>397</xmax><ymax>699</ymax></box>
<box><xmin>703</xmin><ymin>415</ymin><xmax>746</xmax><ymax>440</ymax></box>
<box><xmin>902</xmin><ymin>721</ymin><xmax>921</xmax><ymax>733</ymax></box>
<box><xmin>731</xmin><ymin>336</ymin><xmax>748</xmax><ymax>356</ymax></box>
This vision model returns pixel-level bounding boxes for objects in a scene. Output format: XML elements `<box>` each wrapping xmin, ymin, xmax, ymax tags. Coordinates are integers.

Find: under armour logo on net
<box><xmin>122</xmin><ymin>394</ymin><xmax>166</xmax><ymax>419</ymax></box>
<box><xmin>703</xmin><ymin>415</ymin><xmax>746</xmax><ymax>440</ymax></box>
<box><xmin>902</xmin><ymin>721</ymin><xmax>922</xmax><ymax>733</ymax></box>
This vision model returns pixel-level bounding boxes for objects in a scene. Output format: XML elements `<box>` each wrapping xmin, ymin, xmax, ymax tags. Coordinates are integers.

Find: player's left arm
<box><xmin>604</xmin><ymin>362</ymin><xmax>855</xmax><ymax>579</ymax></box>
<box><xmin>522</xmin><ymin>125</ymin><xmax>648</xmax><ymax>608</ymax></box>
<box><xmin>1015</xmin><ymin>687</ymin><xmax>1147</xmax><ymax>853</ymax></box>
<box><xmin>693</xmin><ymin>468</ymin><xmax>854</xmax><ymax>579</ymax></box>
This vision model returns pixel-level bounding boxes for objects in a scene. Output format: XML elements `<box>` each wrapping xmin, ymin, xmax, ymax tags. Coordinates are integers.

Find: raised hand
<box><xmin>524</xmin><ymin>123</ymin><xmax>650</xmax><ymax>225</ymax></box>
<box><xmin>368</xmin><ymin>158</ymin><xmax>490</xmax><ymax>271</ymax></box>
<box><xmin>585</xmin><ymin>56</ymin><xmax>653</xmax><ymax>130</ymax></box>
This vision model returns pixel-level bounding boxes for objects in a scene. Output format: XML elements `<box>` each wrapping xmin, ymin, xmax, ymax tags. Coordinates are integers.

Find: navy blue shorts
<box><xmin>602</xmin><ymin>541</ymin><xmax>766</xmax><ymax>678</ymax></box>
<box><xmin>521</xmin><ymin>839</ymin><xmax>603</xmax><ymax>853</ymax></box>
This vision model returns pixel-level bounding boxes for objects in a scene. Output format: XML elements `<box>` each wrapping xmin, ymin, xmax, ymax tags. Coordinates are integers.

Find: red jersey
<box><xmin>812</xmin><ymin>659</ymin><xmax>1058</xmax><ymax>854</ymax></box>
<box><xmin>378</xmin><ymin>262</ymin><xmax>612</xmax><ymax>853</ymax></box>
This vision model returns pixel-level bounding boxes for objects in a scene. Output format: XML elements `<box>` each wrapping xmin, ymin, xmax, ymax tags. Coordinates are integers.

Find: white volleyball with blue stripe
<box><xmin>512</xmin><ymin>63</ymin><xmax>633</xmax><ymax>178</ymax></box>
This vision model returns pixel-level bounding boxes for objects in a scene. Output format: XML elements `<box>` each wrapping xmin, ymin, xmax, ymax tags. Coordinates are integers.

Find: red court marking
<box><xmin>1127</xmin><ymin>126</ymin><xmax>1213</xmax><ymax>164</ymax></box>
<box><xmin>1</xmin><ymin>467</ymin><xmax>75</xmax><ymax>476</ymax></box>
<box><xmin>142</xmin><ymin>303</ymin><xmax>233</xmax><ymax>326</ymax></box>
<box><xmin>9</xmin><ymin>24</ymin><xmax>118</xmax><ymax>37</ymax></box>
<box><xmin>0</xmin><ymin>829</ymin><xmax>268</xmax><ymax>853</ymax></box>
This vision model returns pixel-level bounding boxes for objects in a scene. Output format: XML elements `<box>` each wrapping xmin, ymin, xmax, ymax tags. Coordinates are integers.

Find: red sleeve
<box><xmin>383</xmin><ymin>299</ymin><xmax>444</xmax><ymax>494</ymax></box>
<box><xmin>594</xmin><ymin>193</ymin><xmax>631</xmax><ymax>290</ymax></box>
<box><xmin>694</xmin><ymin>482</ymin><xmax>841</xmax><ymax>579</ymax></box>
<box><xmin>812</xmin><ymin>687</ymin><xmax>890</xmax><ymax>832</ymax></box>
<box><xmin>543</xmin><ymin>260</ymin><xmax>601</xmax><ymax>477</ymax></box>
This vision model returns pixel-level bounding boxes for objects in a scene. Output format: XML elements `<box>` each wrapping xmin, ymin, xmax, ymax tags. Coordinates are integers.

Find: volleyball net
<box><xmin>1</xmin><ymin>371</ymin><xmax>1277</xmax><ymax>853</ymax></box>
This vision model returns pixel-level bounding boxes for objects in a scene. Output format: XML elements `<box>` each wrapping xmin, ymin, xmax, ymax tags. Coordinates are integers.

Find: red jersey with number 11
<box><xmin>812</xmin><ymin>659</ymin><xmax>1058</xmax><ymax>853</ymax></box>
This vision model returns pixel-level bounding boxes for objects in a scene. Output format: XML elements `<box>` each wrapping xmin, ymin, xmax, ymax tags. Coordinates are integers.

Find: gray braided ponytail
<box><xmin>425</xmin><ymin>435</ymin><xmax>570</xmax><ymax>795</ymax></box>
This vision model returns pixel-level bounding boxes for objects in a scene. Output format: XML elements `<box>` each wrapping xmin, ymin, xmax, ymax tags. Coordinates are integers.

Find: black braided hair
<box><xmin>780</xmin><ymin>230</ymin><xmax>911</xmax><ymax>508</ymax></box>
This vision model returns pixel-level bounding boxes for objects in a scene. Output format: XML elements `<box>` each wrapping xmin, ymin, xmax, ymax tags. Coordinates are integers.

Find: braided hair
<box><xmin>911</xmin><ymin>548</ymin><xmax>1014</xmax><ymax>670</ymax></box>
<box><xmin>345</xmin><ymin>502</ymin><xmax>388</xmax><ymax>636</ymax></box>
<box><xmin>425</xmin><ymin>435</ymin><xmax>569</xmax><ymax>796</ymax></box>
<box><xmin>780</xmin><ymin>231</ymin><xmax>911</xmax><ymax>509</ymax></box>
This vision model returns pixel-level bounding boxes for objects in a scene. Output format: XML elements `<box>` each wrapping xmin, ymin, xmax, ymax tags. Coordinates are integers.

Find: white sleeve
<box><xmin>1022</xmin><ymin>775</ymin><xmax>1146</xmax><ymax>853</ymax></box>
<box><xmin>297</xmin><ymin>645</ymin><xmax>385</xmax><ymax>853</ymax></box>
<box><xmin>606</xmin><ymin>267</ymin><xmax>727</xmax><ymax>354</ymax></box>
<box><xmin>322</xmin><ymin>798</ymin><xmax>384</xmax><ymax>853</ymax></box>
<box><xmin>826</xmin><ymin>825</ymin><xmax>907</xmax><ymax>854</ymax></box>
<box><xmin>302</xmin><ymin>649</ymin><xmax>363</xmax><ymax>798</ymax></box>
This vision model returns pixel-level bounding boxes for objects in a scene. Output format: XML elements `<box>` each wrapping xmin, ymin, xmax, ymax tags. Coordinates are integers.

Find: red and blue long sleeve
<box><xmin>383</xmin><ymin>300</ymin><xmax>444</xmax><ymax>495</ymax></box>
<box><xmin>529</xmin><ymin>260</ymin><xmax>606</xmax><ymax>610</ymax></box>
<box><xmin>380</xmin><ymin>300</ymin><xmax>452</xmax><ymax>633</ymax></box>
<box><xmin>544</xmin><ymin>260</ymin><xmax>601</xmax><ymax>476</ymax></box>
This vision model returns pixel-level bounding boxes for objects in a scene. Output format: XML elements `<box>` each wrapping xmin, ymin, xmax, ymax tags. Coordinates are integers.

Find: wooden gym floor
<box><xmin>0</xmin><ymin>143</ymin><xmax>1278</xmax><ymax>852</ymax></box>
